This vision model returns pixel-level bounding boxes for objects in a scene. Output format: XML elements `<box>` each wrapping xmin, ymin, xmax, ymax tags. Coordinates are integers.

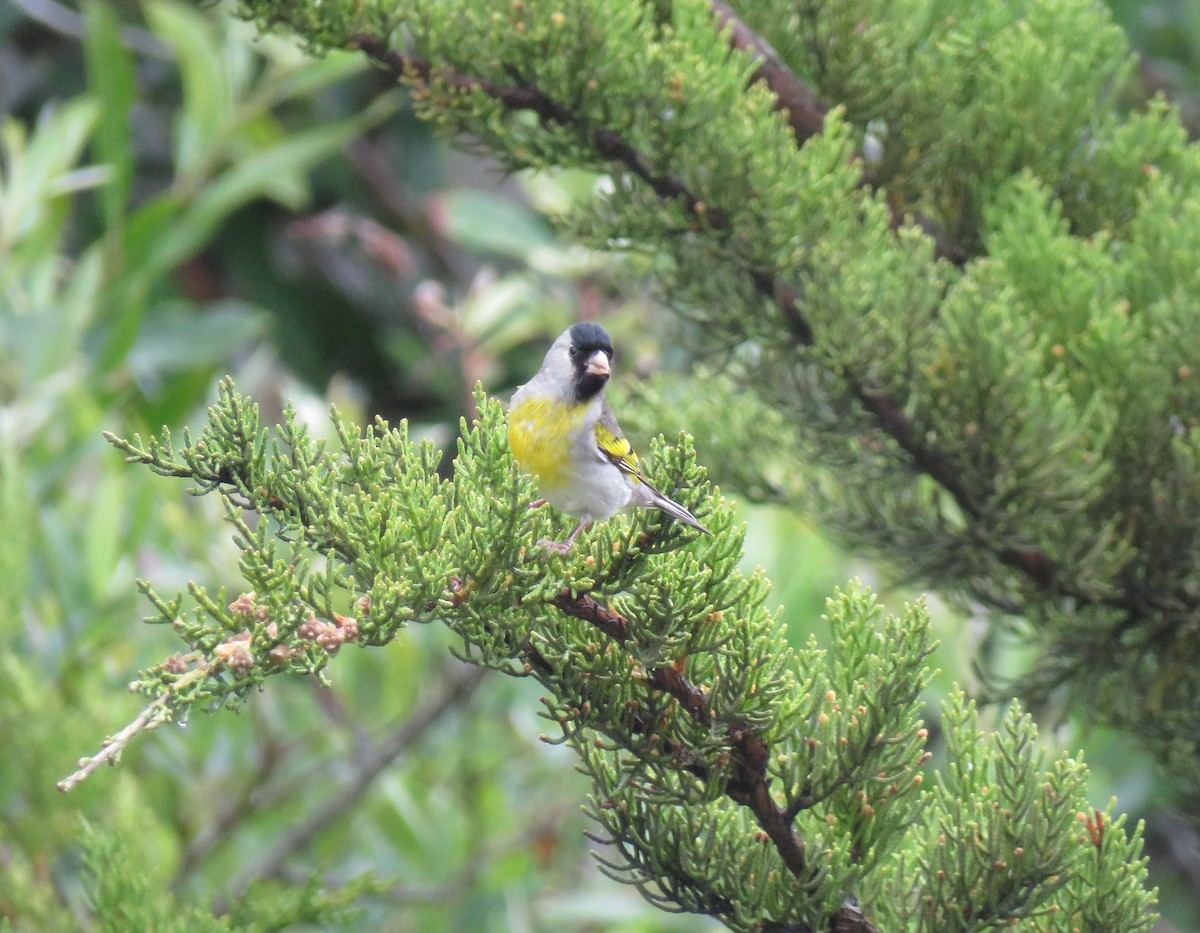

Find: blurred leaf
<box><xmin>121</xmin><ymin>193</ymin><xmax>185</xmax><ymax>276</ymax></box>
<box><xmin>0</xmin><ymin>99</ymin><xmax>99</xmax><ymax>252</ymax></box>
<box><xmin>93</xmin><ymin>192</ymin><xmax>177</xmax><ymax>372</ymax></box>
<box><xmin>44</xmin><ymin>165</ymin><xmax>113</xmax><ymax>199</ymax></box>
<box><xmin>58</xmin><ymin>250</ymin><xmax>103</xmax><ymax>345</ymax></box>
<box><xmin>520</xmin><ymin>168</ymin><xmax>604</xmax><ymax>216</ymax></box>
<box><xmin>464</xmin><ymin>275</ymin><xmax>538</xmax><ymax>339</ymax></box>
<box><xmin>142</xmin><ymin>90</ymin><xmax>404</xmax><ymax>278</ymax></box>
<box><xmin>436</xmin><ymin>188</ymin><xmax>556</xmax><ymax>260</ymax></box>
<box><xmin>141</xmin><ymin>366</ymin><xmax>233</xmax><ymax>430</ymax></box>
<box><xmin>255</xmin><ymin>50</ymin><xmax>367</xmax><ymax>107</ymax></box>
<box><xmin>224</xmin><ymin>111</ymin><xmax>307</xmax><ymax>205</ymax></box>
<box><xmin>0</xmin><ymin>445</ymin><xmax>31</xmax><ymax>622</ymax></box>
<box><xmin>145</xmin><ymin>0</ymin><xmax>229</xmax><ymax>181</ymax></box>
<box><xmin>127</xmin><ymin>300</ymin><xmax>269</xmax><ymax>386</ymax></box>
<box><xmin>123</xmin><ymin>299</ymin><xmax>267</xmax><ymax>425</ymax></box>
<box><xmin>83</xmin><ymin>465</ymin><xmax>127</xmax><ymax>602</ymax></box>
<box><xmin>83</xmin><ymin>1</ymin><xmax>136</xmax><ymax>232</ymax></box>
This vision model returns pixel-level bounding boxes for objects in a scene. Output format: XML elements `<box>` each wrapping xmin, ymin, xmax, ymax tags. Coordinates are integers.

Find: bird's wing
<box><xmin>594</xmin><ymin>398</ymin><xmax>644</xmax><ymax>481</ymax></box>
<box><xmin>595</xmin><ymin>399</ymin><xmax>712</xmax><ymax>535</ymax></box>
<box><xmin>595</xmin><ymin>398</ymin><xmax>712</xmax><ymax>535</ymax></box>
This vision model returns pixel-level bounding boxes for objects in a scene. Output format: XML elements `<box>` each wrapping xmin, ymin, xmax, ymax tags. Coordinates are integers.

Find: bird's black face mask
<box><xmin>568</xmin><ymin>322</ymin><xmax>614</xmax><ymax>404</ymax></box>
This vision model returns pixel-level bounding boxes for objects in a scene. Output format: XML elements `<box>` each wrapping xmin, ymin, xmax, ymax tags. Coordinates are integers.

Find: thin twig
<box><xmin>57</xmin><ymin>661</ymin><xmax>211</xmax><ymax>793</ymax></box>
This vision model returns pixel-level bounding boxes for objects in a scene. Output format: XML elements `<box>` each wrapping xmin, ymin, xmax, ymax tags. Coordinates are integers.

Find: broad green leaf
<box><xmin>127</xmin><ymin>300</ymin><xmax>269</xmax><ymax>384</ymax></box>
<box><xmin>436</xmin><ymin>188</ymin><xmax>557</xmax><ymax>261</ymax></box>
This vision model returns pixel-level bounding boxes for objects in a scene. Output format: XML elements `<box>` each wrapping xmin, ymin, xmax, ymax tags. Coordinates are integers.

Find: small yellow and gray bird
<box><xmin>508</xmin><ymin>322</ymin><xmax>711</xmax><ymax>553</ymax></box>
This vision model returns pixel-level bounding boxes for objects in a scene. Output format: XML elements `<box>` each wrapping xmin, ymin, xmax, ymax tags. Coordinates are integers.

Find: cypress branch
<box><xmin>216</xmin><ymin>0</ymin><xmax>1200</xmax><ymax>796</ymax></box>
<box><xmin>67</xmin><ymin>380</ymin><xmax>1157</xmax><ymax>929</ymax></box>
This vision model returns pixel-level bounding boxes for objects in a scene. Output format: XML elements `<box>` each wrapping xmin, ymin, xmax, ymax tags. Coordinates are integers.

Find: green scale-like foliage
<box><xmin>74</xmin><ymin>381</ymin><xmax>1156</xmax><ymax>930</ymax></box>
<box><xmin>78</xmin><ymin>821</ymin><xmax>388</xmax><ymax>932</ymax></box>
<box><xmin>218</xmin><ymin>0</ymin><xmax>1200</xmax><ymax>792</ymax></box>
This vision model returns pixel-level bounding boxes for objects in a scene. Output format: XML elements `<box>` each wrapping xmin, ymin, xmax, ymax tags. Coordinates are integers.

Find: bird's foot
<box><xmin>537</xmin><ymin>517</ymin><xmax>591</xmax><ymax>555</ymax></box>
<box><xmin>528</xmin><ymin>499</ymin><xmax>549</xmax><ymax>510</ymax></box>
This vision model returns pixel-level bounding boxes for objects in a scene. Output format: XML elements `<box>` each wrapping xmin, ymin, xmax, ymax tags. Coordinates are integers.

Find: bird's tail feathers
<box><xmin>634</xmin><ymin>479</ymin><xmax>712</xmax><ymax>535</ymax></box>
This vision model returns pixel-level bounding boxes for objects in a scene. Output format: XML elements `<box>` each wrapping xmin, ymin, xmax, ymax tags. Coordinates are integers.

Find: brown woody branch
<box><xmin>349</xmin><ymin>34</ymin><xmax>725</xmax><ymax>225</ymax></box>
<box><xmin>710</xmin><ymin>2</ymin><xmax>968</xmax><ymax>265</ymax></box>
<box><xmin>710</xmin><ymin>0</ymin><xmax>827</xmax><ymax>143</ymax></box>
<box><xmin>717</xmin><ymin>7</ymin><xmax>1184</xmax><ymax>619</ymax></box>
<box><xmin>551</xmin><ymin>591</ymin><xmax>870</xmax><ymax>933</ymax></box>
<box><xmin>707</xmin><ymin>4</ymin><xmax>1076</xmax><ymax>595</ymax></box>
<box><xmin>552</xmin><ymin>590</ymin><xmax>630</xmax><ymax>641</ymax></box>
<box><xmin>715</xmin><ymin>7</ymin><xmax>1180</xmax><ymax>616</ymax></box>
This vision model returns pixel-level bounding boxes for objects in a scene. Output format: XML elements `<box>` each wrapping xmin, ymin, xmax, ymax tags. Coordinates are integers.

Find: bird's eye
<box><xmin>568</xmin><ymin>346</ymin><xmax>580</xmax><ymax>359</ymax></box>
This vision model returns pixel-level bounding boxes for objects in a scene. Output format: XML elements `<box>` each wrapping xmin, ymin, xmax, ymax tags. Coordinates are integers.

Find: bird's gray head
<box><xmin>543</xmin><ymin>322</ymin><xmax>614</xmax><ymax>404</ymax></box>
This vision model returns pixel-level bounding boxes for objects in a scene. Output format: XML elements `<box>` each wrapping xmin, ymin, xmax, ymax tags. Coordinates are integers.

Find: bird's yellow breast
<box><xmin>508</xmin><ymin>395</ymin><xmax>589</xmax><ymax>489</ymax></box>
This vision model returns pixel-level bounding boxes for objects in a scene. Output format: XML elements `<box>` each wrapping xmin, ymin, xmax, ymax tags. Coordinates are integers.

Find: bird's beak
<box><xmin>584</xmin><ymin>350</ymin><xmax>611</xmax><ymax>377</ymax></box>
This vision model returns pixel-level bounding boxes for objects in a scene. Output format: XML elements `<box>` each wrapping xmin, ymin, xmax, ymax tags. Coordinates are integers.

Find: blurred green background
<box><xmin>2</xmin><ymin>1</ymin><xmax>1198</xmax><ymax>929</ymax></box>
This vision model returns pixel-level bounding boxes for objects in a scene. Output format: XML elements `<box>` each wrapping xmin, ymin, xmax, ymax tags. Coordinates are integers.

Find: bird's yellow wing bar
<box><xmin>595</xmin><ymin>401</ymin><xmax>645</xmax><ymax>483</ymax></box>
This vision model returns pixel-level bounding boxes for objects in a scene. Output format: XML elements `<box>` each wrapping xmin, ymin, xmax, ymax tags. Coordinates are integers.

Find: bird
<box><xmin>508</xmin><ymin>322</ymin><xmax>711</xmax><ymax>553</ymax></box>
